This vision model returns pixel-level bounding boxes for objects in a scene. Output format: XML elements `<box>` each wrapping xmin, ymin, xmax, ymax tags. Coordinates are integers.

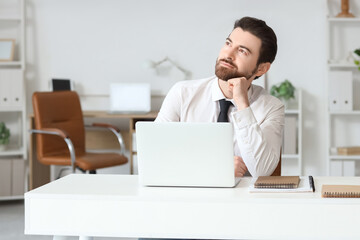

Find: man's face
<box><xmin>215</xmin><ymin>27</ymin><xmax>262</xmax><ymax>81</ymax></box>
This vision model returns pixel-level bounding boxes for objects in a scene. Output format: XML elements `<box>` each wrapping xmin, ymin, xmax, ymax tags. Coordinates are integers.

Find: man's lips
<box><xmin>219</xmin><ymin>60</ymin><xmax>236</xmax><ymax>69</ymax></box>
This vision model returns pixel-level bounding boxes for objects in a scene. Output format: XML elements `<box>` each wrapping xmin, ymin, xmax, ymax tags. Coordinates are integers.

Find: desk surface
<box><xmin>25</xmin><ymin>174</ymin><xmax>360</xmax><ymax>239</ymax></box>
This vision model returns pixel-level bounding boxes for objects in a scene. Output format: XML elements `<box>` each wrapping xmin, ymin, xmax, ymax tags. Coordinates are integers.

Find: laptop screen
<box><xmin>136</xmin><ymin>122</ymin><xmax>236</xmax><ymax>187</ymax></box>
<box><xmin>52</xmin><ymin>79</ymin><xmax>72</xmax><ymax>91</ymax></box>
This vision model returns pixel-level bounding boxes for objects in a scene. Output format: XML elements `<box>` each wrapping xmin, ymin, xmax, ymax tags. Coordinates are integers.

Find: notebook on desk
<box><xmin>254</xmin><ymin>176</ymin><xmax>300</xmax><ymax>189</ymax></box>
<box><xmin>136</xmin><ymin>122</ymin><xmax>240</xmax><ymax>188</ymax></box>
<box><xmin>322</xmin><ymin>185</ymin><xmax>360</xmax><ymax>198</ymax></box>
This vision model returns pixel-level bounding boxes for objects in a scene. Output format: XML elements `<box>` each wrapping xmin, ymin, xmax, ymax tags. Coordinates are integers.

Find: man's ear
<box><xmin>255</xmin><ymin>62</ymin><xmax>271</xmax><ymax>77</ymax></box>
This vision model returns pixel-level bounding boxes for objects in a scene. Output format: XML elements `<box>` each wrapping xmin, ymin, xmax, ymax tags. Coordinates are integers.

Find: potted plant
<box><xmin>270</xmin><ymin>79</ymin><xmax>296</xmax><ymax>108</ymax></box>
<box><xmin>354</xmin><ymin>48</ymin><xmax>360</xmax><ymax>71</ymax></box>
<box><xmin>0</xmin><ymin>122</ymin><xmax>10</xmax><ymax>151</ymax></box>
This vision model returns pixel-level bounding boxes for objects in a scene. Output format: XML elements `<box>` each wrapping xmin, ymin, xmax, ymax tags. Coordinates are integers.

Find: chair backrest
<box><xmin>32</xmin><ymin>91</ymin><xmax>85</xmax><ymax>164</ymax></box>
<box><xmin>271</xmin><ymin>149</ymin><xmax>282</xmax><ymax>176</ymax></box>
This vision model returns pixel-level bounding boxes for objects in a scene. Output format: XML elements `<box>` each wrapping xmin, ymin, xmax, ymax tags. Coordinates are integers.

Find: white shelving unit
<box><xmin>0</xmin><ymin>0</ymin><xmax>26</xmax><ymax>200</ymax></box>
<box><xmin>281</xmin><ymin>89</ymin><xmax>302</xmax><ymax>176</ymax></box>
<box><xmin>326</xmin><ymin>0</ymin><xmax>360</xmax><ymax>176</ymax></box>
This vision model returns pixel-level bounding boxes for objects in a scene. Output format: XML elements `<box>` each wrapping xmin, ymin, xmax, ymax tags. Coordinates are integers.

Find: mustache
<box><xmin>218</xmin><ymin>58</ymin><xmax>237</xmax><ymax>69</ymax></box>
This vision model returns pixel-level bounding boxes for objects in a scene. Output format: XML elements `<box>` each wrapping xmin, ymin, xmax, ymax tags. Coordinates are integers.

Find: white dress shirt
<box><xmin>155</xmin><ymin>76</ymin><xmax>284</xmax><ymax>177</ymax></box>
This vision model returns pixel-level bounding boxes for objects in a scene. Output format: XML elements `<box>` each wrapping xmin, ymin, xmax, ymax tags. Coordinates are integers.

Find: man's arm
<box><xmin>155</xmin><ymin>83</ymin><xmax>182</xmax><ymax>122</ymax></box>
<box><xmin>226</xmin><ymin>77</ymin><xmax>284</xmax><ymax>176</ymax></box>
<box><xmin>231</xmin><ymin>104</ymin><xmax>284</xmax><ymax>177</ymax></box>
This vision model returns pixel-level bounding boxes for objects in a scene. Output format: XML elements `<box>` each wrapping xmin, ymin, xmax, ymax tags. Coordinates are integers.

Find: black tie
<box><xmin>217</xmin><ymin>99</ymin><xmax>232</xmax><ymax>122</ymax></box>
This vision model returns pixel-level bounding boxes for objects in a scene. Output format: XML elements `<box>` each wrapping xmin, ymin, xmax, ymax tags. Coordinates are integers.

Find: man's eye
<box><xmin>238</xmin><ymin>49</ymin><xmax>248</xmax><ymax>56</ymax></box>
<box><xmin>225</xmin><ymin>41</ymin><xmax>231</xmax><ymax>46</ymax></box>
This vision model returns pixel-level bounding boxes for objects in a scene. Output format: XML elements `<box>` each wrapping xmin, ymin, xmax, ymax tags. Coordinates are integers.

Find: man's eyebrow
<box><xmin>239</xmin><ymin>45</ymin><xmax>252</xmax><ymax>54</ymax></box>
<box><xmin>226</xmin><ymin>37</ymin><xmax>252</xmax><ymax>54</ymax></box>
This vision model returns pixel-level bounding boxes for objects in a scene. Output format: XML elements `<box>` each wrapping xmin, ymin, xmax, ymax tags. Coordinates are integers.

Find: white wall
<box><xmin>26</xmin><ymin>0</ymin><xmax>330</xmax><ymax>175</ymax></box>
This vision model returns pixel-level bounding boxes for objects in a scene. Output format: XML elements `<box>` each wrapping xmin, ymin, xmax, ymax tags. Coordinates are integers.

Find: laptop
<box><xmin>136</xmin><ymin>122</ymin><xmax>240</xmax><ymax>188</ymax></box>
<box><xmin>109</xmin><ymin>83</ymin><xmax>151</xmax><ymax>114</ymax></box>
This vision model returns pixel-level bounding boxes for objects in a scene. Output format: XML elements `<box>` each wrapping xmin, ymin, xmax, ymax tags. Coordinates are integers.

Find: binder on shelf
<box><xmin>283</xmin><ymin>116</ymin><xmax>297</xmax><ymax>154</ymax></box>
<box><xmin>254</xmin><ymin>176</ymin><xmax>300</xmax><ymax>189</ymax></box>
<box><xmin>330</xmin><ymin>151</ymin><xmax>356</xmax><ymax>176</ymax></box>
<box><xmin>328</xmin><ymin>71</ymin><xmax>353</xmax><ymax>111</ymax></box>
<box><xmin>337</xmin><ymin>146</ymin><xmax>360</xmax><ymax>155</ymax></box>
<box><xmin>0</xmin><ymin>69</ymin><xmax>23</xmax><ymax>107</ymax></box>
<box><xmin>322</xmin><ymin>185</ymin><xmax>360</xmax><ymax>198</ymax></box>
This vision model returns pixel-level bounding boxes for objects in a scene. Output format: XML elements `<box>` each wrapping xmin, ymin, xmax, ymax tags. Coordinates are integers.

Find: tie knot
<box><xmin>217</xmin><ymin>99</ymin><xmax>233</xmax><ymax>122</ymax></box>
<box><xmin>219</xmin><ymin>99</ymin><xmax>232</xmax><ymax>111</ymax></box>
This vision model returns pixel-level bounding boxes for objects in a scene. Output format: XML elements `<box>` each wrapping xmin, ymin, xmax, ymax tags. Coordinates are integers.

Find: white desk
<box><xmin>25</xmin><ymin>174</ymin><xmax>360</xmax><ymax>239</ymax></box>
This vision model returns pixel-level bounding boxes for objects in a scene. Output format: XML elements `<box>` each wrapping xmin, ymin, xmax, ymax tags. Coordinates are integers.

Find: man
<box><xmin>155</xmin><ymin>16</ymin><xmax>284</xmax><ymax>177</ymax></box>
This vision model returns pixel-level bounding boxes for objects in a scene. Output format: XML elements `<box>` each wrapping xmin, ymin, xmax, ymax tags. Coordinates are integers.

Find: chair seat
<box><xmin>41</xmin><ymin>152</ymin><xmax>128</xmax><ymax>171</ymax></box>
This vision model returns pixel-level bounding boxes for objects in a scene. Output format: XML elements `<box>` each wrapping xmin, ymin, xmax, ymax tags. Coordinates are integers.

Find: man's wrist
<box><xmin>235</xmin><ymin>97</ymin><xmax>249</xmax><ymax>110</ymax></box>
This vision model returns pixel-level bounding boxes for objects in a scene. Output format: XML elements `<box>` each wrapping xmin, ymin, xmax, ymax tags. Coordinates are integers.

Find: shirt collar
<box><xmin>211</xmin><ymin>77</ymin><xmax>225</xmax><ymax>102</ymax></box>
<box><xmin>211</xmin><ymin>76</ymin><xmax>254</xmax><ymax>104</ymax></box>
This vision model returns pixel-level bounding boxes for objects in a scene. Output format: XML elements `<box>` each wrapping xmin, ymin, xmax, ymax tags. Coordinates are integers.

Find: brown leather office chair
<box><xmin>271</xmin><ymin>150</ymin><xmax>282</xmax><ymax>176</ymax></box>
<box><xmin>30</xmin><ymin>91</ymin><xmax>128</xmax><ymax>175</ymax></box>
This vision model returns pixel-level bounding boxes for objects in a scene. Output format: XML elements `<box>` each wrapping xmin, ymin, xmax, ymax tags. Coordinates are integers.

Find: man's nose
<box><xmin>223</xmin><ymin>47</ymin><xmax>236</xmax><ymax>61</ymax></box>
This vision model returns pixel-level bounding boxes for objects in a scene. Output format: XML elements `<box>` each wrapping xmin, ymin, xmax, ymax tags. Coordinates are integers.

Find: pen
<box><xmin>309</xmin><ymin>176</ymin><xmax>315</xmax><ymax>192</ymax></box>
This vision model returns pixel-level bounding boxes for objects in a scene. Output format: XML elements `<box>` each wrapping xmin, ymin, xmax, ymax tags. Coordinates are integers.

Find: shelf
<box><xmin>326</xmin><ymin>1</ymin><xmax>360</xmax><ymax>177</ymax></box>
<box><xmin>328</xmin><ymin>62</ymin><xmax>358</xmax><ymax>68</ymax></box>
<box><xmin>0</xmin><ymin>106</ymin><xmax>24</xmax><ymax>112</ymax></box>
<box><xmin>282</xmin><ymin>89</ymin><xmax>302</xmax><ymax>175</ymax></box>
<box><xmin>330</xmin><ymin>155</ymin><xmax>360</xmax><ymax>160</ymax></box>
<box><xmin>0</xmin><ymin>195</ymin><xmax>23</xmax><ymax>201</ymax></box>
<box><xmin>329</xmin><ymin>110</ymin><xmax>360</xmax><ymax>115</ymax></box>
<box><xmin>0</xmin><ymin>61</ymin><xmax>22</xmax><ymax>67</ymax></box>
<box><xmin>0</xmin><ymin>15</ymin><xmax>21</xmax><ymax>21</ymax></box>
<box><xmin>0</xmin><ymin>0</ymin><xmax>27</xmax><ymax>202</ymax></box>
<box><xmin>282</xmin><ymin>154</ymin><xmax>299</xmax><ymax>159</ymax></box>
<box><xmin>0</xmin><ymin>146</ymin><xmax>24</xmax><ymax>156</ymax></box>
<box><xmin>328</xmin><ymin>17</ymin><xmax>360</xmax><ymax>22</ymax></box>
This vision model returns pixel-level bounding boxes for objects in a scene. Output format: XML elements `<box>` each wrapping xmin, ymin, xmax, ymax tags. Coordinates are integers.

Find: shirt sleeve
<box><xmin>155</xmin><ymin>83</ymin><xmax>182</xmax><ymax>122</ymax></box>
<box><xmin>231</xmin><ymin>103</ymin><xmax>284</xmax><ymax>177</ymax></box>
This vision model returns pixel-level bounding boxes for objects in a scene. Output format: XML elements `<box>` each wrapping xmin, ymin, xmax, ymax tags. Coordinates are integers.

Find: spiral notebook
<box><xmin>322</xmin><ymin>185</ymin><xmax>360</xmax><ymax>198</ymax></box>
<box><xmin>249</xmin><ymin>176</ymin><xmax>313</xmax><ymax>193</ymax></box>
<box><xmin>254</xmin><ymin>176</ymin><xmax>300</xmax><ymax>189</ymax></box>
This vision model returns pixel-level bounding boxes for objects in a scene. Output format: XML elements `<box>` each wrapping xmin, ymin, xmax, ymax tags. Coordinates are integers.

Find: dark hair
<box><xmin>234</xmin><ymin>17</ymin><xmax>277</xmax><ymax>65</ymax></box>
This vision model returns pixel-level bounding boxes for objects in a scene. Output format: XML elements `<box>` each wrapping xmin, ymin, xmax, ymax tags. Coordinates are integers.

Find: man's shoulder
<box><xmin>251</xmin><ymin>84</ymin><xmax>283</xmax><ymax>107</ymax></box>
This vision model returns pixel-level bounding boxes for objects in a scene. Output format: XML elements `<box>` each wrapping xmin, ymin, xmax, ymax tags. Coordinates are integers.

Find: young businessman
<box><xmin>155</xmin><ymin>16</ymin><xmax>284</xmax><ymax>178</ymax></box>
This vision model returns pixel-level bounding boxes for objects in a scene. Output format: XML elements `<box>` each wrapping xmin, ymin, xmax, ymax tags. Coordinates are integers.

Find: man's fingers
<box><xmin>238</xmin><ymin>163</ymin><xmax>247</xmax><ymax>174</ymax></box>
<box><xmin>239</xmin><ymin>164</ymin><xmax>247</xmax><ymax>172</ymax></box>
<box><xmin>234</xmin><ymin>156</ymin><xmax>247</xmax><ymax>176</ymax></box>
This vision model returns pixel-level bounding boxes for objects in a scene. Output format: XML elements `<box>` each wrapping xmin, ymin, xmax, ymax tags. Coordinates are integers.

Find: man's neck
<box><xmin>218</xmin><ymin>78</ymin><xmax>233</xmax><ymax>99</ymax></box>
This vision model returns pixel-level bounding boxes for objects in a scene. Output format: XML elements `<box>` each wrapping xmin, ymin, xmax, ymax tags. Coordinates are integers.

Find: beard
<box><xmin>215</xmin><ymin>58</ymin><xmax>257</xmax><ymax>81</ymax></box>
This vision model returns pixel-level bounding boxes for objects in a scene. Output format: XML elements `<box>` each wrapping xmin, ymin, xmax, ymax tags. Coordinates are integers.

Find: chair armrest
<box><xmin>29</xmin><ymin>128</ymin><xmax>69</xmax><ymax>139</ymax></box>
<box><xmin>29</xmin><ymin>128</ymin><xmax>76</xmax><ymax>173</ymax></box>
<box><xmin>85</xmin><ymin>123</ymin><xmax>126</xmax><ymax>155</ymax></box>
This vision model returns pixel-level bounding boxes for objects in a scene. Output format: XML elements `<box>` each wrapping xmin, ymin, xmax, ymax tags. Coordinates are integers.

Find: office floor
<box><xmin>0</xmin><ymin>200</ymin><xmax>136</xmax><ymax>240</ymax></box>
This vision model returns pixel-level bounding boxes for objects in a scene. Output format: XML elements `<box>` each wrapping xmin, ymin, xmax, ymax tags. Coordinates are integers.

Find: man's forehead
<box><xmin>228</xmin><ymin>28</ymin><xmax>261</xmax><ymax>52</ymax></box>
